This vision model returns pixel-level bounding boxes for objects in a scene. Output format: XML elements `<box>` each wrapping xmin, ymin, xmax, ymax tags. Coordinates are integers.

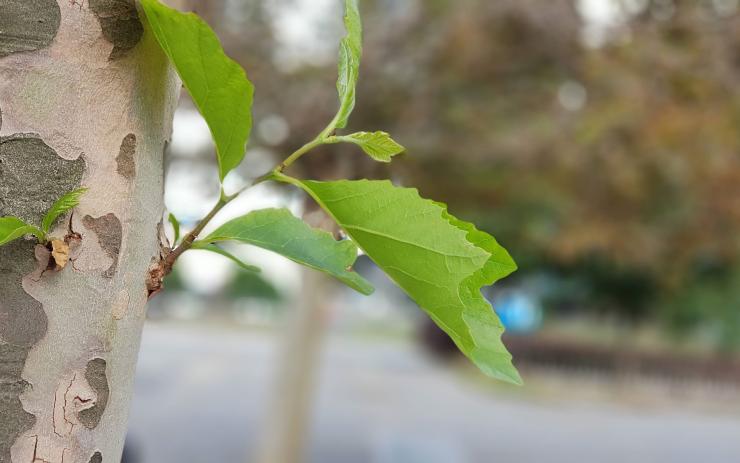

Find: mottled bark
<box><xmin>0</xmin><ymin>1</ymin><xmax>180</xmax><ymax>461</ymax></box>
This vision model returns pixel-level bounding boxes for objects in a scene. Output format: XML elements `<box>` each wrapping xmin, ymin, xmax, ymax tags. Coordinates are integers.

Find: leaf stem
<box><xmin>163</xmin><ymin>121</ymin><xmax>335</xmax><ymax>272</ymax></box>
<box><xmin>163</xmin><ymin>196</ymin><xmax>229</xmax><ymax>271</ymax></box>
<box><xmin>36</xmin><ymin>228</ymin><xmax>47</xmax><ymax>244</ymax></box>
<box><xmin>275</xmin><ymin>137</ymin><xmax>324</xmax><ymax>173</ymax></box>
<box><xmin>270</xmin><ymin>170</ymin><xmax>301</xmax><ymax>187</ymax></box>
<box><xmin>274</xmin><ymin>116</ymin><xmax>340</xmax><ymax>174</ymax></box>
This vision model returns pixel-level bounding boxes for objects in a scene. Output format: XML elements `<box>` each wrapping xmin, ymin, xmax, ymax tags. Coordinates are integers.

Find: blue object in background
<box><xmin>494</xmin><ymin>291</ymin><xmax>543</xmax><ymax>334</ymax></box>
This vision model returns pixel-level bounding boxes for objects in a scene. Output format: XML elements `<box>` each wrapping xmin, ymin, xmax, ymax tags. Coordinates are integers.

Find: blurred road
<box><xmin>127</xmin><ymin>322</ymin><xmax>740</xmax><ymax>463</ymax></box>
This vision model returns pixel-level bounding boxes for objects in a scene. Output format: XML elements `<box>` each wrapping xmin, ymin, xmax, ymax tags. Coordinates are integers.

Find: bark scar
<box><xmin>89</xmin><ymin>0</ymin><xmax>144</xmax><ymax>60</ymax></box>
<box><xmin>82</xmin><ymin>214</ymin><xmax>122</xmax><ymax>278</ymax></box>
<box><xmin>116</xmin><ymin>133</ymin><xmax>137</xmax><ymax>180</ymax></box>
<box><xmin>77</xmin><ymin>358</ymin><xmax>109</xmax><ymax>429</ymax></box>
<box><xmin>146</xmin><ymin>228</ymin><xmax>171</xmax><ymax>299</ymax></box>
<box><xmin>28</xmin><ymin>435</ymin><xmax>71</xmax><ymax>463</ymax></box>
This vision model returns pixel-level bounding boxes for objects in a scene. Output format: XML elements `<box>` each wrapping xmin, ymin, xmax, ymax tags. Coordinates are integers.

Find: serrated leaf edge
<box><xmin>276</xmin><ymin>175</ymin><xmax>521</xmax><ymax>384</ymax></box>
<box><xmin>41</xmin><ymin>187</ymin><xmax>88</xmax><ymax>233</ymax></box>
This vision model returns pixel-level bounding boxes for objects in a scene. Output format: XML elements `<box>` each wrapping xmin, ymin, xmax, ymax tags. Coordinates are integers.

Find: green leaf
<box><xmin>141</xmin><ymin>0</ymin><xmax>254</xmax><ymax>181</ymax></box>
<box><xmin>0</xmin><ymin>217</ymin><xmax>44</xmax><ymax>246</ymax></box>
<box><xmin>168</xmin><ymin>213</ymin><xmax>181</xmax><ymax>245</ymax></box>
<box><xmin>281</xmin><ymin>176</ymin><xmax>521</xmax><ymax>384</ymax></box>
<box><xmin>41</xmin><ymin>187</ymin><xmax>88</xmax><ymax>233</ymax></box>
<box><xmin>191</xmin><ymin>242</ymin><xmax>261</xmax><ymax>273</ymax></box>
<box><xmin>200</xmin><ymin>208</ymin><xmax>374</xmax><ymax>295</ymax></box>
<box><xmin>332</xmin><ymin>131</ymin><xmax>405</xmax><ymax>162</ymax></box>
<box><xmin>333</xmin><ymin>0</ymin><xmax>362</xmax><ymax>129</ymax></box>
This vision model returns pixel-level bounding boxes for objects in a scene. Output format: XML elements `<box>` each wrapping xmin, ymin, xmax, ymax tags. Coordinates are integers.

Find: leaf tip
<box><xmin>472</xmin><ymin>351</ymin><xmax>523</xmax><ymax>385</ymax></box>
<box><xmin>355</xmin><ymin>279</ymin><xmax>375</xmax><ymax>296</ymax></box>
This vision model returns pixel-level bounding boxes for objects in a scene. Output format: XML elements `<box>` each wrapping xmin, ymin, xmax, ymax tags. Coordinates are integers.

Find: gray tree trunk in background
<box><xmin>0</xmin><ymin>1</ymin><xmax>180</xmax><ymax>461</ymax></box>
<box><xmin>255</xmin><ymin>206</ymin><xmax>339</xmax><ymax>463</ymax></box>
<box><xmin>255</xmin><ymin>269</ymin><xmax>330</xmax><ymax>463</ymax></box>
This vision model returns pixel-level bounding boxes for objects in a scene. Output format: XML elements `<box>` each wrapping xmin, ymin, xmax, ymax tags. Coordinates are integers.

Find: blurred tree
<box><xmin>193</xmin><ymin>0</ymin><xmax>740</xmax><ymax>345</ymax></box>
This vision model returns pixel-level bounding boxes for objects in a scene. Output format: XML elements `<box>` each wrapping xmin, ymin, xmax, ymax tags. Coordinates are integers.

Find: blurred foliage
<box><xmin>191</xmin><ymin>0</ymin><xmax>740</xmax><ymax>348</ymax></box>
<box><xmin>162</xmin><ymin>266</ymin><xmax>187</xmax><ymax>292</ymax></box>
<box><xmin>228</xmin><ymin>270</ymin><xmax>282</xmax><ymax>302</ymax></box>
<box><xmin>659</xmin><ymin>264</ymin><xmax>740</xmax><ymax>351</ymax></box>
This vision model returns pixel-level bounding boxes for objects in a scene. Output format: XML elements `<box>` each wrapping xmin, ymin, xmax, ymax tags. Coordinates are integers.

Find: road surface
<box><xmin>127</xmin><ymin>322</ymin><xmax>740</xmax><ymax>463</ymax></box>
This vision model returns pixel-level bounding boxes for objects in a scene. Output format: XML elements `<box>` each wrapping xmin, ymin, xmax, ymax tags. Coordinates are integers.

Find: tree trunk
<box><xmin>254</xmin><ymin>206</ymin><xmax>339</xmax><ymax>463</ymax></box>
<box><xmin>0</xmin><ymin>1</ymin><xmax>180</xmax><ymax>461</ymax></box>
<box><xmin>255</xmin><ymin>269</ymin><xmax>330</xmax><ymax>463</ymax></box>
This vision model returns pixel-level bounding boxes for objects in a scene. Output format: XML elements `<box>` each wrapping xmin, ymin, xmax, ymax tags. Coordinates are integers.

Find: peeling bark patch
<box><xmin>88</xmin><ymin>451</ymin><xmax>103</xmax><ymax>463</ymax></box>
<box><xmin>0</xmin><ymin>135</ymin><xmax>85</xmax><ymax>225</ymax></box>
<box><xmin>0</xmin><ymin>245</ymin><xmax>45</xmax><ymax>461</ymax></box>
<box><xmin>77</xmin><ymin>359</ymin><xmax>109</xmax><ymax>430</ymax></box>
<box><xmin>89</xmin><ymin>0</ymin><xmax>143</xmax><ymax>60</ymax></box>
<box><xmin>0</xmin><ymin>344</ymin><xmax>36</xmax><ymax>462</ymax></box>
<box><xmin>29</xmin><ymin>244</ymin><xmax>52</xmax><ymax>282</ymax></box>
<box><xmin>0</xmin><ymin>134</ymin><xmax>83</xmax><ymax>461</ymax></box>
<box><xmin>82</xmin><ymin>214</ymin><xmax>122</xmax><ymax>278</ymax></box>
<box><xmin>116</xmin><ymin>133</ymin><xmax>136</xmax><ymax>180</ymax></box>
<box><xmin>0</xmin><ymin>0</ymin><xmax>61</xmax><ymax>58</ymax></box>
<box><xmin>0</xmin><ymin>242</ymin><xmax>47</xmax><ymax>347</ymax></box>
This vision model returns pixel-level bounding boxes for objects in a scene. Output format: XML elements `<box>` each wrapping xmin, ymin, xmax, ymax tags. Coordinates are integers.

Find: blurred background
<box><xmin>126</xmin><ymin>0</ymin><xmax>740</xmax><ymax>462</ymax></box>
